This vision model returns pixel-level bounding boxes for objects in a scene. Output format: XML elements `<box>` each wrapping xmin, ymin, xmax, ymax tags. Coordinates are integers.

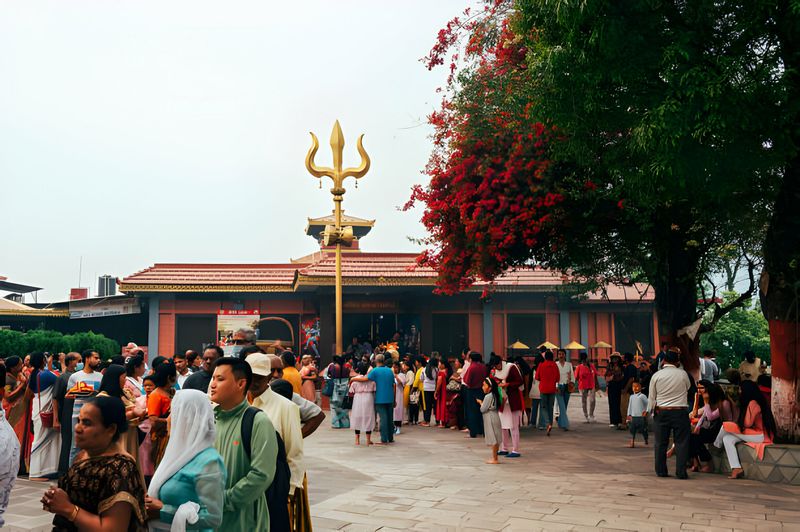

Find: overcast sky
<box><xmin>0</xmin><ymin>1</ymin><xmax>465</xmax><ymax>302</ymax></box>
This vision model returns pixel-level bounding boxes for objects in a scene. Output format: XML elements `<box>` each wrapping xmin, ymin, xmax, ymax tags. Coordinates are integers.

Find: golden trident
<box><xmin>305</xmin><ymin>120</ymin><xmax>371</xmax><ymax>356</ymax></box>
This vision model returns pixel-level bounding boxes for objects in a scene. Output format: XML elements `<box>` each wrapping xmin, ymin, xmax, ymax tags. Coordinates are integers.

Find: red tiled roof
<box><xmin>297</xmin><ymin>253</ymin><xmax>435</xmax><ymax>279</ymax></box>
<box><xmin>117</xmin><ymin>253</ymin><xmax>654</xmax><ymax>301</ymax></box>
<box><xmin>119</xmin><ymin>263</ymin><xmax>298</xmax><ymax>292</ymax></box>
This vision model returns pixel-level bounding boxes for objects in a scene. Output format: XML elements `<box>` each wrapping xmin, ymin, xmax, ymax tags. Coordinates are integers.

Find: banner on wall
<box><xmin>300</xmin><ymin>316</ymin><xmax>321</xmax><ymax>358</ymax></box>
<box><xmin>217</xmin><ymin>310</ymin><xmax>260</xmax><ymax>348</ymax></box>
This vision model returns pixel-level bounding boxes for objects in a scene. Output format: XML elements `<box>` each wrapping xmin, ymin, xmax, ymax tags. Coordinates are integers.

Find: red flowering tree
<box><xmin>411</xmin><ymin>1</ymin><xmax>781</xmax><ymax>377</ymax></box>
<box><xmin>406</xmin><ymin>4</ymin><xmax>564</xmax><ymax>294</ymax></box>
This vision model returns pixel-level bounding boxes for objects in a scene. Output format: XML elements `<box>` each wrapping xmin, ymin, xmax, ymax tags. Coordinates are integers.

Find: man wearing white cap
<box><xmin>246</xmin><ymin>352</ymin><xmax>306</xmax><ymax>531</ymax></box>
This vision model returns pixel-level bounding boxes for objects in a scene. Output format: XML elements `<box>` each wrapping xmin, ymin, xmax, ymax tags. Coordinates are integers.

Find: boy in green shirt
<box><xmin>211</xmin><ymin>357</ymin><xmax>278</xmax><ymax>531</ymax></box>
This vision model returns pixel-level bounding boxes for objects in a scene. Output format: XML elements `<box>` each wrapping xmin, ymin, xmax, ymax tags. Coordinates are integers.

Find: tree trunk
<box><xmin>651</xmin><ymin>207</ymin><xmax>703</xmax><ymax>376</ymax></box>
<box><xmin>762</xmin><ymin>157</ymin><xmax>800</xmax><ymax>443</ymax></box>
<box><xmin>762</xmin><ymin>1</ymin><xmax>800</xmax><ymax>443</ymax></box>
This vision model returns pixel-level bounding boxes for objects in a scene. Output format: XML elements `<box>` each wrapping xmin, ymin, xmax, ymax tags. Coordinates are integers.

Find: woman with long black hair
<box><xmin>420</xmin><ymin>357</ymin><xmax>439</xmax><ymax>426</ymax></box>
<box><xmin>28</xmin><ymin>352</ymin><xmax>60</xmax><ymax>480</ymax></box>
<box><xmin>98</xmin><ymin>365</ymin><xmax>145</xmax><ymax>462</ymax></box>
<box><xmin>713</xmin><ymin>380</ymin><xmax>777</xmax><ymax>479</ymax></box>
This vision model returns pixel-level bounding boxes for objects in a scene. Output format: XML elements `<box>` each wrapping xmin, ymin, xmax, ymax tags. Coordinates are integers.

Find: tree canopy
<box><xmin>409</xmin><ymin>0</ymin><xmax>789</xmax><ymax>367</ymax></box>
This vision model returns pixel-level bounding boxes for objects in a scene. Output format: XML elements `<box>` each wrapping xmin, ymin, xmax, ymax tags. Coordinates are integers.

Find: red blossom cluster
<box><xmin>407</xmin><ymin>6</ymin><xmax>563</xmax><ymax>294</ymax></box>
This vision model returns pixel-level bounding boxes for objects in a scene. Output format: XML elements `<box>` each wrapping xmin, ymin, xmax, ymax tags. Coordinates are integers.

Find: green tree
<box><xmin>700</xmin><ymin>293</ymin><xmax>771</xmax><ymax>372</ymax></box>
<box><xmin>413</xmin><ymin>1</ymin><xmax>784</xmax><ymax>375</ymax></box>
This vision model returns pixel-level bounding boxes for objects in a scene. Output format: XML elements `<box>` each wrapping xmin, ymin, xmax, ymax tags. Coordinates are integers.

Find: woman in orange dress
<box><xmin>299</xmin><ymin>355</ymin><xmax>318</xmax><ymax>403</ymax></box>
<box><xmin>147</xmin><ymin>363</ymin><xmax>175</xmax><ymax>471</ymax></box>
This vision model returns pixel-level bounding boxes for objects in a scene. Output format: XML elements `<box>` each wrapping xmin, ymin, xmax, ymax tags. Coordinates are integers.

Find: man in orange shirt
<box><xmin>280</xmin><ymin>351</ymin><xmax>302</xmax><ymax>394</ymax></box>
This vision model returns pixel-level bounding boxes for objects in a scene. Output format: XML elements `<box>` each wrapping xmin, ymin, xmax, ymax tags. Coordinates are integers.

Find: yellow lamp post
<box><xmin>305</xmin><ymin>120</ymin><xmax>371</xmax><ymax>356</ymax></box>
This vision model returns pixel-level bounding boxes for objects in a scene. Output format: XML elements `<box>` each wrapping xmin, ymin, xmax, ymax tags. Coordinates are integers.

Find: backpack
<box><xmin>241</xmin><ymin>407</ymin><xmax>291</xmax><ymax>531</ymax></box>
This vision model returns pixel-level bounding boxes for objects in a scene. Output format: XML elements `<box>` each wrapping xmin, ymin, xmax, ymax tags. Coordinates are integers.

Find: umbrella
<box><xmin>591</xmin><ymin>341</ymin><xmax>613</xmax><ymax>349</ymax></box>
<box><xmin>509</xmin><ymin>340</ymin><xmax>530</xmax><ymax>350</ymax></box>
<box><xmin>538</xmin><ymin>341</ymin><xmax>559</xmax><ymax>350</ymax></box>
<box><xmin>564</xmin><ymin>341</ymin><xmax>586</xmax><ymax>350</ymax></box>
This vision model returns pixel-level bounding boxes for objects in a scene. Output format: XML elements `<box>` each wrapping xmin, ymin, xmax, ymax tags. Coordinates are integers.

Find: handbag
<box><xmin>409</xmin><ymin>389</ymin><xmax>420</xmax><ymax>405</ymax></box>
<box><xmin>340</xmin><ymin>394</ymin><xmax>354</xmax><ymax>410</ymax></box>
<box><xmin>322</xmin><ymin>378</ymin><xmax>334</xmax><ymax>397</ymax></box>
<box><xmin>37</xmin><ymin>373</ymin><xmax>54</xmax><ymax>428</ymax></box>
<box><xmin>567</xmin><ymin>381</ymin><xmax>576</xmax><ymax>393</ymax></box>
<box><xmin>446</xmin><ymin>379</ymin><xmax>461</xmax><ymax>393</ymax></box>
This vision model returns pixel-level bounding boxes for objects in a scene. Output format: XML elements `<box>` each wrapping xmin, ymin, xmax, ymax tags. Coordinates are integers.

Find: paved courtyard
<box><xmin>7</xmin><ymin>398</ymin><xmax>800</xmax><ymax>531</ymax></box>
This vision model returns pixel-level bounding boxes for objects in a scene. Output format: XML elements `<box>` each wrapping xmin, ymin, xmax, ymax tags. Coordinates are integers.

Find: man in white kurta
<box><xmin>246</xmin><ymin>354</ymin><xmax>305</xmax><ymax>496</ymax></box>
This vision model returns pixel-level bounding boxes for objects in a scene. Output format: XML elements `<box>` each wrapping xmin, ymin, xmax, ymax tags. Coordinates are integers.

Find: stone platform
<box><xmin>711</xmin><ymin>442</ymin><xmax>800</xmax><ymax>485</ymax></box>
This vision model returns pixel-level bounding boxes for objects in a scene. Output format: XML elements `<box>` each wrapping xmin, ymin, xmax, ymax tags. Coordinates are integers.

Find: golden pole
<box><xmin>335</xmin><ymin>197</ymin><xmax>343</xmax><ymax>356</ymax></box>
<box><xmin>305</xmin><ymin>121</ymin><xmax>370</xmax><ymax>356</ymax></box>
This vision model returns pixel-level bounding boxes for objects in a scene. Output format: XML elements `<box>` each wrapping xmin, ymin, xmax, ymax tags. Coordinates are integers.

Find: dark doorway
<box><xmin>507</xmin><ymin>314</ymin><xmax>545</xmax><ymax>353</ymax></box>
<box><xmin>431</xmin><ymin>314</ymin><xmax>468</xmax><ymax>357</ymax></box>
<box><xmin>175</xmin><ymin>315</ymin><xmax>216</xmax><ymax>355</ymax></box>
<box><xmin>614</xmin><ymin>313</ymin><xmax>654</xmax><ymax>357</ymax></box>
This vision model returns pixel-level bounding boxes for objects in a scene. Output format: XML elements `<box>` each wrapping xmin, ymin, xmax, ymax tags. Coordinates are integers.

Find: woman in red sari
<box><xmin>434</xmin><ymin>359</ymin><xmax>452</xmax><ymax>428</ymax></box>
<box><xmin>3</xmin><ymin>356</ymin><xmax>33</xmax><ymax>474</ymax></box>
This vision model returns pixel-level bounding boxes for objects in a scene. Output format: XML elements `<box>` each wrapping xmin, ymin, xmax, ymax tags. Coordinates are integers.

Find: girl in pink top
<box><xmin>574</xmin><ymin>352</ymin><xmax>597</xmax><ymax>423</ymax></box>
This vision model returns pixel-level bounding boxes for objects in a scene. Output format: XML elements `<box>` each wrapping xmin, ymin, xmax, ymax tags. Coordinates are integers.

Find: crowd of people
<box><xmin>319</xmin><ymin>343</ymin><xmax>779</xmax><ymax>478</ymax></box>
<box><xmin>0</xmin><ymin>329</ymin><xmax>325</xmax><ymax>531</ymax></box>
<box><xmin>0</xmin><ymin>330</ymin><xmax>784</xmax><ymax>530</ymax></box>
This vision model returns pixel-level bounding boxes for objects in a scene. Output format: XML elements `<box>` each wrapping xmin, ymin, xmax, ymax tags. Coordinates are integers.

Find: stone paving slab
<box><xmin>7</xmin><ymin>398</ymin><xmax>800</xmax><ymax>530</ymax></box>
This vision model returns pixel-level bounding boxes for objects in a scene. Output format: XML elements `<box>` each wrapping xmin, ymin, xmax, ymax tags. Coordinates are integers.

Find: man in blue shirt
<box><xmin>352</xmin><ymin>354</ymin><xmax>396</xmax><ymax>444</ymax></box>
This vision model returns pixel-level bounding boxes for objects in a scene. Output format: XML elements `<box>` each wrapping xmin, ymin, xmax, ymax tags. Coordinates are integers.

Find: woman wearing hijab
<box><xmin>145</xmin><ymin>390</ymin><xmax>225</xmax><ymax>532</ymax></box>
<box><xmin>28</xmin><ymin>352</ymin><xmax>60</xmax><ymax>480</ymax></box>
<box><xmin>98</xmin><ymin>364</ymin><xmax>145</xmax><ymax>461</ymax></box>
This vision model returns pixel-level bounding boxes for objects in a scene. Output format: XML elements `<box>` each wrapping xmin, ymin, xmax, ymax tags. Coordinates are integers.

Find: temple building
<box><xmin>117</xmin><ymin>212</ymin><xmax>658</xmax><ymax>364</ymax></box>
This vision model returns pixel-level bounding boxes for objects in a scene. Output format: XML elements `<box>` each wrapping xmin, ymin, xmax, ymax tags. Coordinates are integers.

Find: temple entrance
<box><xmin>432</xmin><ymin>313</ymin><xmax>468</xmax><ymax>357</ymax></box>
<box><xmin>343</xmin><ymin>312</ymin><xmax>398</xmax><ymax>350</ymax></box>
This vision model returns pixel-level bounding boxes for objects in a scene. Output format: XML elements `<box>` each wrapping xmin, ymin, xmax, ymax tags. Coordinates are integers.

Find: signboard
<box><xmin>69</xmin><ymin>297</ymin><xmax>141</xmax><ymax>319</ymax></box>
<box><xmin>342</xmin><ymin>300</ymin><xmax>398</xmax><ymax>312</ymax></box>
<box><xmin>217</xmin><ymin>310</ymin><xmax>260</xmax><ymax>347</ymax></box>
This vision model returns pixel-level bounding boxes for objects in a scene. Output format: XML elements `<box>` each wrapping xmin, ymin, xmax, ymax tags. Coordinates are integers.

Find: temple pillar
<box><xmin>147</xmin><ymin>296</ymin><xmax>159</xmax><ymax>363</ymax></box>
<box><xmin>559</xmin><ymin>311</ymin><xmax>570</xmax><ymax>351</ymax></box>
<box><xmin>483</xmin><ymin>301</ymin><xmax>493</xmax><ymax>360</ymax></box>
<box><xmin>580</xmin><ymin>311</ymin><xmax>589</xmax><ymax>351</ymax></box>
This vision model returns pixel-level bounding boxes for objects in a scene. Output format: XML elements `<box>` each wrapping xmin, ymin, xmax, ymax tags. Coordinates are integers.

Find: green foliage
<box><xmin>511</xmin><ymin>0</ymin><xmax>784</xmax><ymax>334</ymax></box>
<box><xmin>700</xmin><ymin>293</ymin><xmax>770</xmax><ymax>371</ymax></box>
<box><xmin>0</xmin><ymin>329</ymin><xmax>120</xmax><ymax>360</ymax></box>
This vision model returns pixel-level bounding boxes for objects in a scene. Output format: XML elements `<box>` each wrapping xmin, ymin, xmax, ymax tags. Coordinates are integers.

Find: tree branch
<box><xmin>699</xmin><ymin>254</ymin><xmax>757</xmax><ymax>334</ymax></box>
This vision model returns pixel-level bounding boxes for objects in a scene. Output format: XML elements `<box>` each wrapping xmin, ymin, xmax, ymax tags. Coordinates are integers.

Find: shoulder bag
<box><xmin>38</xmin><ymin>372</ymin><xmax>54</xmax><ymax>428</ymax></box>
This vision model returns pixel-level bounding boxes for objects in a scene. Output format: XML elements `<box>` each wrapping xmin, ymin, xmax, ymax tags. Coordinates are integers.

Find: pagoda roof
<box><xmin>118</xmin><ymin>252</ymin><xmax>654</xmax><ymax>302</ymax></box>
<box><xmin>306</xmin><ymin>211</ymin><xmax>375</xmax><ymax>239</ymax></box>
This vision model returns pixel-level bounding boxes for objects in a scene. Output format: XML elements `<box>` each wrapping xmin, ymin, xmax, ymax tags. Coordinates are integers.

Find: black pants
<box><xmin>654</xmin><ymin>409</ymin><xmax>690</xmax><ymax>477</ymax></box>
<box><xmin>465</xmin><ymin>388</ymin><xmax>485</xmax><ymax>437</ymax></box>
<box><xmin>57</xmin><ymin>407</ymin><xmax>73</xmax><ymax>476</ymax></box>
<box><xmin>376</xmin><ymin>403</ymin><xmax>394</xmax><ymax>443</ymax></box>
<box><xmin>689</xmin><ymin>421</ymin><xmax>720</xmax><ymax>463</ymax></box>
<box><xmin>629</xmin><ymin>416</ymin><xmax>648</xmax><ymax>443</ymax></box>
<box><xmin>423</xmin><ymin>391</ymin><xmax>435</xmax><ymax>423</ymax></box>
<box><xmin>409</xmin><ymin>402</ymin><xmax>419</xmax><ymax>423</ymax></box>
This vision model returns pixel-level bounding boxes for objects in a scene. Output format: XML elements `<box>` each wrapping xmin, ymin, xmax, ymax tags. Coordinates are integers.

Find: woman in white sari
<box><xmin>28</xmin><ymin>352</ymin><xmax>61</xmax><ymax>480</ymax></box>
